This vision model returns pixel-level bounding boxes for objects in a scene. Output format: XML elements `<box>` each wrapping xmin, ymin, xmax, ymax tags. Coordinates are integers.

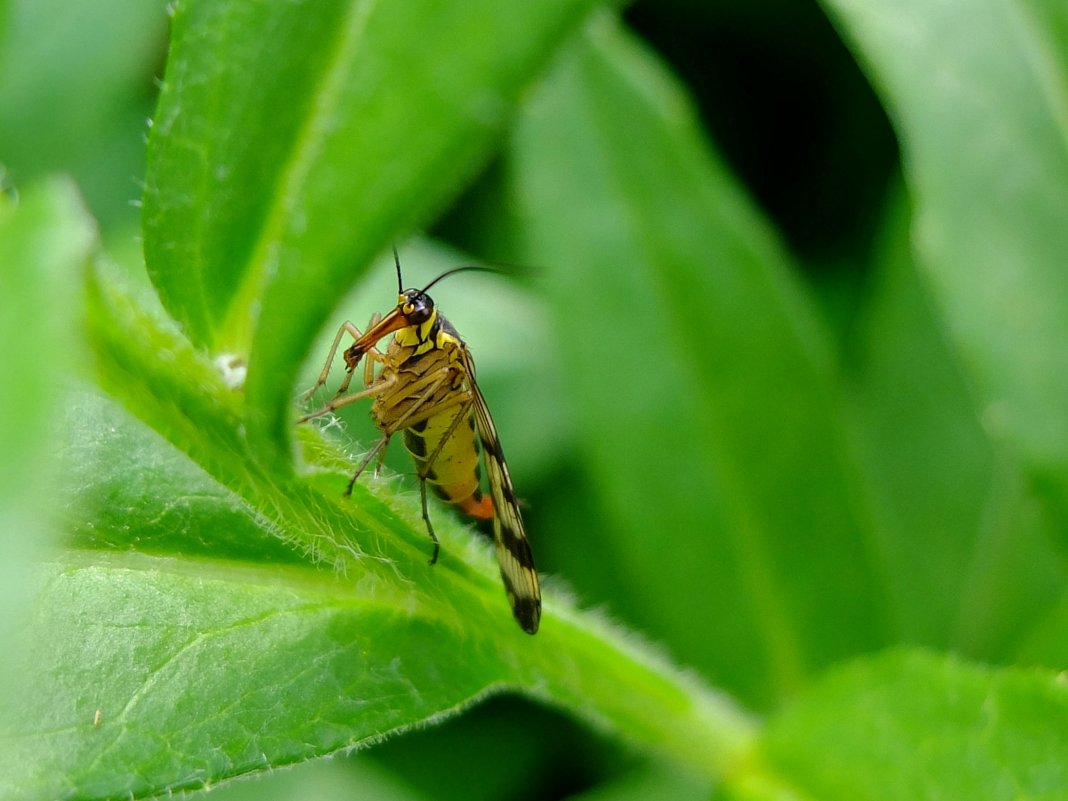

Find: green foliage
<box><xmin>1</xmin><ymin>0</ymin><xmax>1067</xmax><ymax>799</ymax></box>
<box><xmin>753</xmin><ymin>650</ymin><xmax>1068</xmax><ymax>800</ymax></box>
<box><xmin>515</xmin><ymin>18</ymin><xmax>883</xmax><ymax>706</ymax></box>
<box><xmin>0</xmin><ymin>178</ymin><xmax>95</xmax><ymax>679</ymax></box>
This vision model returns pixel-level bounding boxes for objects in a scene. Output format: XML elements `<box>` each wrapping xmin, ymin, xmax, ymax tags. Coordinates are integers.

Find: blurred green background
<box><xmin>7</xmin><ymin>0</ymin><xmax>1062</xmax><ymax>798</ymax></box>
<box><xmin>0</xmin><ymin>0</ymin><xmax>897</xmax><ymax>797</ymax></box>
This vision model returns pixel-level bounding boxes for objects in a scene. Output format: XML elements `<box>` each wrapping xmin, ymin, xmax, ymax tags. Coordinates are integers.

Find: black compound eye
<box><xmin>402</xmin><ymin>290</ymin><xmax>434</xmax><ymax>324</ymax></box>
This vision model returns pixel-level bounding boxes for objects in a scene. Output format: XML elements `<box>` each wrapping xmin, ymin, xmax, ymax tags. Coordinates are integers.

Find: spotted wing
<box><xmin>462</xmin><ymin>350</ymin><xmax>541</xmax><ymax>634</ymax></box>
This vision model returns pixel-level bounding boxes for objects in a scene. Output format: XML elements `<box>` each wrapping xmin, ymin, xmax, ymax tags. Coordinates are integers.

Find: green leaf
<box><xmin>511</xmin><ymin>13</ymin><xmax>884</xmax><ymax>708</ymax></box>
<box><xmin>0</xmin><ymin>178</ymin><xmax>94</xmax><ymax>507</ymax></box>
<box><xmin>740</xmin><ymin>649</ymin><xmax>1068</xmax><ymax>801</ymax></box>
<box><xmin>60</xmin><ymin>391</ymin><xmax>303</xmax><ymax>565</ymax></box>
<box><xmin>142</xmin><ymin>0</ymin><xmax>601</xmax><ymax>465</ymax></box>
<box><xmin>0</xmin><ymin>0</ymin><xmax>167</xmax><ymax>229</ymax></box>
<box><xmin>0</xmin><ymin>177</ymin><xmax>95</xmax><ymax>677</ymax></box>
<box><xmin>25</xmin><ymin>0</ymin><xmax>1068</xmax><ymax>795</ymax></box>
<box><xmin>0</xmin><ymin>263</ymin><xmax>754</xmax><ymax>800</ymax></box>
<box><xmin>822</xmin><ymin>0</ymin><xmax>1068</xmax><ymax>527</ymax></box>
<box><xmin>844</xmin><ymin>184</ymin><xmax>1063</xmax><ymax>657</ymax></box>
<box><xmin>200</xmin><ymin>757</ymin><xmax>422</xmax><ymax>801</ymax></box>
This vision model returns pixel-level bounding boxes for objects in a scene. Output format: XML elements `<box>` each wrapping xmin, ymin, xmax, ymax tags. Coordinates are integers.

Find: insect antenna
<box><xmin>393</xmin><ymin>246</ymin><xmax>404</xmax><ymax>292</ymax></box>
<box><xmin>420</xmin><ymin>265</ymin><xmax>498</xmax><ymax>293</ymax></box>
<box><xmin>393</xmin><ymin>247</ymin><xmax>508</xmax><ymax>294</ymax></box>
<box><xmin>392</xmin><ymin>247</ymin><xmax>506</xmax><ymax>293</ymax></box>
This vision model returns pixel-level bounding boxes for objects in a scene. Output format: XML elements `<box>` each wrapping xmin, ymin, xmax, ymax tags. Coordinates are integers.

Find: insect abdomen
<box><xmin>403</xmin><ymin>415</ymin><xmax>493</xmax><ymax>520</ymax></box>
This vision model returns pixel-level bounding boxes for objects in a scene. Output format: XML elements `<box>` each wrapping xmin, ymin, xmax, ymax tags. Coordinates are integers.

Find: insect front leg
<box><xmin>357</xmin><ymin>312</ymin><xmax>382</xmax><ymax>391</ymax></box>
<box><xmin>334</xmin><ymin>312</ymin><xmax>388</xmax><ymax>397</ymax></box>
<box><xmin>299</xmin><ymin>327</ymin><xmax>392</xmax><ymax>426</ymax></box>
<box><xmin>300</xmin><ymin>321</ymin><xmax>366</xmax><ymax>403</ymax></box>
<box><xmin>300</xmin><ymin>313</ymin><xmax>388</xmax><ymax>405</ymax></box>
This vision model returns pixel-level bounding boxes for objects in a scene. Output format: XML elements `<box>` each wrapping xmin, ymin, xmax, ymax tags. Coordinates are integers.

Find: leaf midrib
<box><xmin>218</xmin><ymin>0</ymin><xmax>379</xmax><ymax>354</ymax></box>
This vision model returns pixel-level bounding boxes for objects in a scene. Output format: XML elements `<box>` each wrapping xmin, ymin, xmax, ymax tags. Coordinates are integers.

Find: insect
<box><xmin>299</xmin><ymin>250</ymin><xmax>541</xmax><ymax>634</ymax></box>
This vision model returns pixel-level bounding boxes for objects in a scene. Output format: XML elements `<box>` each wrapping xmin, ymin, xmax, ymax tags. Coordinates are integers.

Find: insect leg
<box><xmin>418</xmin><ymin>398</ymin><xmax>475</xmax><ymax>475</ymax></box>
<box><xmin>344</xmin><ymin>433</ymin><xmax>392</xmax><ymax>496</ymax></box>
<box><xmin>418</xmin><ymin>479</ymin><xmax>440</xmax><ymax>565</ymax></box>
<box><xmin>375</xmin><ymin>367</ymin><xmax>474</xmax><ymax>563</ymax></box>
<box><xmin>379</xmin><ymin>371</ymin><xmax>470</xmax><ymax>433</ymax></box>
<box><xmin>297</xmin><ymin>374</ymin><xmax>395</xmax><ymax>424</ymax></box>
<box><xmin>300</xmin><ymin>312</ymin><xmax>388</xmax><ymax>406</ymax></box>
<box><xmin>360</xmin><ymin>312</ymin><xmax>382</xmax><ymax>390</ymax></box>
<box><xmin>299</xmin><ymin>321</ymin><xmax>365</xmax><ymax>403</ymax></box>
<box><xmin>412</xmin><ymin>398</ymin><xmax>477</xmax><ymax>566</ymax></box>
